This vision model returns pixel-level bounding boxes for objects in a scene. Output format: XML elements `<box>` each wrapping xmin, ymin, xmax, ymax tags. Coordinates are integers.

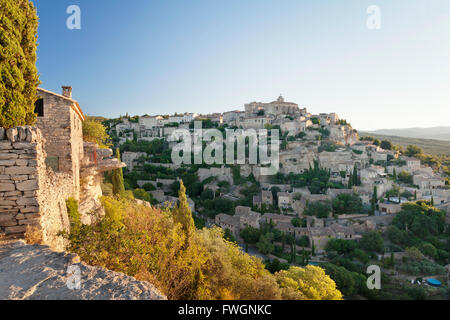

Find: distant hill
<box><xmin>358</xmin><ymin>131</ymin><xmax>450</xmax><ymax>156</ymax></box>
<box><xmin>366</xmin><ymin>127</ymin><xmax>450</xmax><ymax>141</ymax></box>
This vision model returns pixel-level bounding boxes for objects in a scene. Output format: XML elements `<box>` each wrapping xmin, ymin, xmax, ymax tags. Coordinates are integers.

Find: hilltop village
<box><xmin>106</xmin><ymin>95</ymin><xmax>450</xmax><ymax>286</ymax></box>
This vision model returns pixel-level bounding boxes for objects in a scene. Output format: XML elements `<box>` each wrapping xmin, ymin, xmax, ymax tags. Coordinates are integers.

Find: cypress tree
<box><xmin>112</xmin><ymin>148</ymin><xmax>125</xmax><ymax>196</ymax></box>
<box><xmin>348</xmin><ymin>172</ymin><xmax>353</xmax><ymax>189</ymax></box>
<box><xmin>352</xmin><ymin>164</ymin><xmax>359</xmax><ymax>186</ymax></box>
<box><xmin>371</xmin><ymin>186</ymin><xmax>378</xmax><ymax>215</ymax></box>
<box><xmin>173</xmin><ymin>180</ymin><xmax>195</xmax><ymax>241</ymax></box>
<box><xmin>0</xmin><ymin>0</ymin><xmax>40</xmax><ymax>128</ymax></box>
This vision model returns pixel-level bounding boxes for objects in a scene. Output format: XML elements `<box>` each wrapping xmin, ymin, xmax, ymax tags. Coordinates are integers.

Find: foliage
<box><xmin>112</xmin><ymin>149</ymin><xmax>125</xmax><ymax>196</ymax></box>
<box><xmin>405</xmin><ymin>247</ymin><xmax>425</xmax><ymax>261</ymax></box>
<box><xmin>120</xmin><ymin>139</ymin><xmax>172</xmax><ymax>163</ymax></box>
<box><xmin>359</xmin><ymin>231</ymin><xmax>384</xmax><ymax>253</ymax></box>
<box><xmin>132</xmin><ymin>188</ymin><xmax>151</xmax><ymax>202</ymax></box>
<box><xmin>405</xmin><ymin>145</ymin><xmax>423</xmax><ymax>157</ymax></box>
<box><xmin>321</xmin><ymin>263</ymin><xmax>363</xmax><ymax>297</ymax></box>
<box><xmin>0</xmin><ymin>0</ymin><xmax>40</xmax><ymax>128</ymax></box>
<box><xmin>265</xmin><ymin>259</ymin><xmax>290</xmax><ymax>274</ymax></box>
<box><xmin>275</xmin><ymin>266</ymin><xmax>343</xmax><ymax>300</ymax></box>
<box><xmin>325</xmin><ymin>239</ymin><xmax>358</xmax><ymax>254</ymax></box>
<box><xmin>240</xmin><ymin>226</ymin><xmax>261</xmax><ymax>244</ymax></box>
<box><xmin>397</xmin><ymin>259</ymin><xmax>446</xmax><ymax>275</ymax></box>
<box><xmin>303</xmin><ymin>200</ymin><xmax>332</xmax><ymax>218</ymax></box>
<box><xmin>398</xmin><ymin>171</ymin><xmax>413</xmax><ymax>184</ymax></box>
<box><xmin>82</xmin><ymin>117</ymin><xmax>112</xmax><ymax>148</ymax></box>
<box><xmin>392</xmin><ymin>203</ymin><xmax>445</xmax><ymax>239</ymax></box>
<box><xmin>172</xmin><ymin>180</ymin><xmax>196</xmax><ymax>242</ymax></box>
<box><xmin>270</xmin><ymin>160</ymin><xmax>331</xmax><ymax>194</ymax></box>
<box><xmin>66</xmin><ymin>197</ymin><xmax>81</xmax><ymax>231</ymax></box>
<box><xmin>332</xmin><ymin>193</ymin><xmax>363</xmax><ymax>215</ymax></box>
<box><xmin>380</xmin><ymin>140</ymin><xmax>393</xmax><ymax>150</ymax></box>
<box><xmin>256</xmin><ymin>232</ymin><xmax>275</xmax><ymax>255</ymax></box>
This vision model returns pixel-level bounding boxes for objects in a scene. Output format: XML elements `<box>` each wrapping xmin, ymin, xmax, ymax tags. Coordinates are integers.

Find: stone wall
<box><xmin>0</xmin><ymin>126</ymin><xmax>74</xmax><ymax>251</ymax></box>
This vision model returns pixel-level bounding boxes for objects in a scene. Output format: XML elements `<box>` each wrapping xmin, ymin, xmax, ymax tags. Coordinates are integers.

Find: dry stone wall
<box><xmin>0</xmin><ymin>126</ymin><xmax>74</xmax><ymax>251</ymax></box>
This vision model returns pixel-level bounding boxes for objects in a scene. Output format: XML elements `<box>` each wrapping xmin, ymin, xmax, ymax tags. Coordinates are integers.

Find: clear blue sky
<box><xmin>33</xmin><ymin>0</ymin><xmax>450</xmax><ymax>131</ymax></box>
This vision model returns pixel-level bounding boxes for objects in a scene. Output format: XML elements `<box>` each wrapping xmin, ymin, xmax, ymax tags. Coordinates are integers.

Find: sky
<box><xmin>33</xmin><ymin>0</ymin><xmax>450</xmax><ymax>131</ymax></box>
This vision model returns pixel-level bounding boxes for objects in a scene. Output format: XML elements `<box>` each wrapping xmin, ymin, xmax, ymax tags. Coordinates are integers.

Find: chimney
<box><xmin>62</xmin><ymin>86</ymin><xmax>72</xmax><ymax>99</ymax></box>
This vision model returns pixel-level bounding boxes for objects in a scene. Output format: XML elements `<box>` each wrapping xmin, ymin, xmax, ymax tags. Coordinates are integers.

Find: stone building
<box><xmin>0</xmin><ymin>86</ymin><xmax>125</xmax><ymax>250</ymax></box>
<box><xmin>245</xmin><ymin>95</ymin><xmax>300</xmax><ymax>117</ymax></box>
<box><xmin>35</xmin><ymin>87</ymin><xmax>85</xmax><ymax>197</ymax></box>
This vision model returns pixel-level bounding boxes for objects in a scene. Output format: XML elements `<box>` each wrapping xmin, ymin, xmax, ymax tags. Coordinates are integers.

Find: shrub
<box><xmin>64</xmin><ymin>187</ymin><xmax>343</xmax><ymax>300</ymax></box>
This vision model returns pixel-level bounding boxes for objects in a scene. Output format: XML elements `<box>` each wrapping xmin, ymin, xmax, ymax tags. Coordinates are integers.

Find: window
<box><xmin>45</xmin><ymin>156</ymin><xmax>59</xmax><ymax>172</ymax></box>
<box><xmin>34</xmin><ymin>98</ymin><xmax>44</xmax><ymax>117</ymax></box>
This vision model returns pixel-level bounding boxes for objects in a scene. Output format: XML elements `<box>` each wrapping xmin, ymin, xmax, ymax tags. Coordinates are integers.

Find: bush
<box><xmin>304</xmin><ymin>200</ymin><xmax>332</xmax><ymax>218</ymax></box>
<box><xmin>82</xmin><ymin>117</ymin><xmax>112</xmax><ymax>148</ymax></box>
<box><xmin>359</xmin><ymin>232</ymin><xmax>384</xmax><ymax>254</ymax></box>
<box><xmin>332</xmin><ymin>194</ymin><xmax>363</xmax><ymax>215</ymax></box>
<box><xmin>64</xmin><ymin>185</ymin><xmax>343</xmax><ymax>300</ymax></box>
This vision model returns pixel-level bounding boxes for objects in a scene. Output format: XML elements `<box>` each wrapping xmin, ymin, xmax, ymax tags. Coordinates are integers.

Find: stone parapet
<box><xmin>0</xmin><ymin>126</ymin><xmax>43</xmax><ymax>237</ymax></box>
<box><xmin>0</xmin><ymin>126</ymin><xmax>73</xmax><ymax>251</ymax></box>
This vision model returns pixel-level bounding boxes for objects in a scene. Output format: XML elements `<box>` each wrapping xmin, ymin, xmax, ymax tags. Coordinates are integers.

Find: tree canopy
<box><xmin>82</xmin><ymin>117</ymin><xmax>112</xmax><ymax>148</ymax></box>
<box><xmin>0</xmin><ymin>0</ymin><xmax>40</xmax><ymax>128</ymax></box>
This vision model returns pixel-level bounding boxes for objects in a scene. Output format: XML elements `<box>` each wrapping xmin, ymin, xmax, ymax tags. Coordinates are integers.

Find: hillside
<box><xmin>366</xmin><ymin>127</ymin><xmax>450</xmax><ymax>141</ymax></box>
<box><xmin>358</xmin><ymin>131</ymin><xmax>450</xmax><ymax>156</ymax></box>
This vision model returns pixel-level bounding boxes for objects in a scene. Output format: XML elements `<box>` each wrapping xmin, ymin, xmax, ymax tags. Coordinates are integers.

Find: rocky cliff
<box><xmin>0</xmin><ymin>240</ymin><xmax>166</xmax><ymax>300</ymax></box>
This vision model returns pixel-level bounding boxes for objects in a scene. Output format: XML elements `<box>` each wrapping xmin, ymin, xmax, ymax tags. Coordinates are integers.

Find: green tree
<box><xmin>420</xmin><ymin>243</ymin><xmax>437</xmax><ymax>259</ymax></box>
<box><xmin>112</xmin><ymin>148</ymin><xmax>125</xmax><ymax>196</ymax></box>
<box><xmin>240</xmin><ymin>226</ymin><xmax>261</xmax><ymax>244</ymax></box>
<box><xmin>132</xmin><ymin>188</ymin><xmax>151</xmax><ymax>202</ymax></box>
<box><xmin>352</xmin><ymin>164</ymin><xmax>360</xmax><ymax>186</ymax></box>
<box><xmin>82</xmin><ymin>117</ymin><xmax>112</xmax><ymax>148</ymax></box>
<box><xmin>398</xmin><ymin>171</ymin><xmax>413</xmax><ymax>184</ymax></box>
<box><xmin>0</xmin><ymin>0</ymin><xmax>40</xmax><ymax>128</ymax></box>
<box><xmin>405</xmin><ymin>145</ymin><xmax>423</xmax><ymax>157</ymax></box>
<box><xmin>172</xmin><ymin>180</ymin><xmax>196</xmax><ymax>242</ymax></box>
<box><xmin>332</xmin><ymin>194</ymin><xmax>363</xmax><ymax>215</ymax></box>
<box><xmin>380</xmin><ymin>140</ymin><xmax>393</xmax><ymax>150</ymax></box>
<box><xmin>321</xmin><ymin>263</ymin><xmax>359</xmax><ymax>297</ymax></box>
<box><xmin>371</xmin><ymin>186</ymin><xmax>378</xmax><ymax>215</ymax></box>
<box><xmin>359</xmin><ymin>231</ymin><xmax>384</xmax><ymax>253</ymax></box>
<box><xmin>347</xmin><ymin>173</ymin><xmax>353</xmax><ymax>189</ymax></box>
<box><xmin>256</xmin><ymin>232</ymin><xmax>275</xmax><ymax>255</ymax></box>
<box><xmin>405</xmin><ymin>247</ymin><xmax>424</xmax><ymax>261</ymax></box>
<box><xmin>303</xmin><ymin>200</ymin><xmax>332</xmax><ymax>218</ymax></box>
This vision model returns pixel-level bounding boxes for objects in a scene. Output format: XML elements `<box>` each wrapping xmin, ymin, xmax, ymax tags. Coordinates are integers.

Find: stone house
<box><xmin>0</xmin><ymin>86</ymin><xmax>125</xmax><ymax>250</ymax></box>
<box><xmin>253</xmin><ymin>190</ymin><xmax>273</xmax><ymax>208</ymax></box>
<box><xmin>122</xmin><ymin>151</ymin><xmax>146</xmax><ymax>171</ymax></box>
<box><xmin>277</xmin><ymin>192</ymin><xmax>292</xmax><ymax>209</ymax></box>
<box><xmin>35</xmin><ymin>87</ymin><xmax>85</xmax><ymax>197</ymax></box>
<box><xmin>402</xmin><ymin>156</ymin><xmax>421</xmax><ymax>171</ymax></box>
<box><xmin>215</xmin><ymin>213</ymin><xmax>240</xmax><ymax>236</ymax></box>
<box><xmin>379</xmin><ymin>201</ymin><xmax>402</xmax><ymax>214</ymax></box>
